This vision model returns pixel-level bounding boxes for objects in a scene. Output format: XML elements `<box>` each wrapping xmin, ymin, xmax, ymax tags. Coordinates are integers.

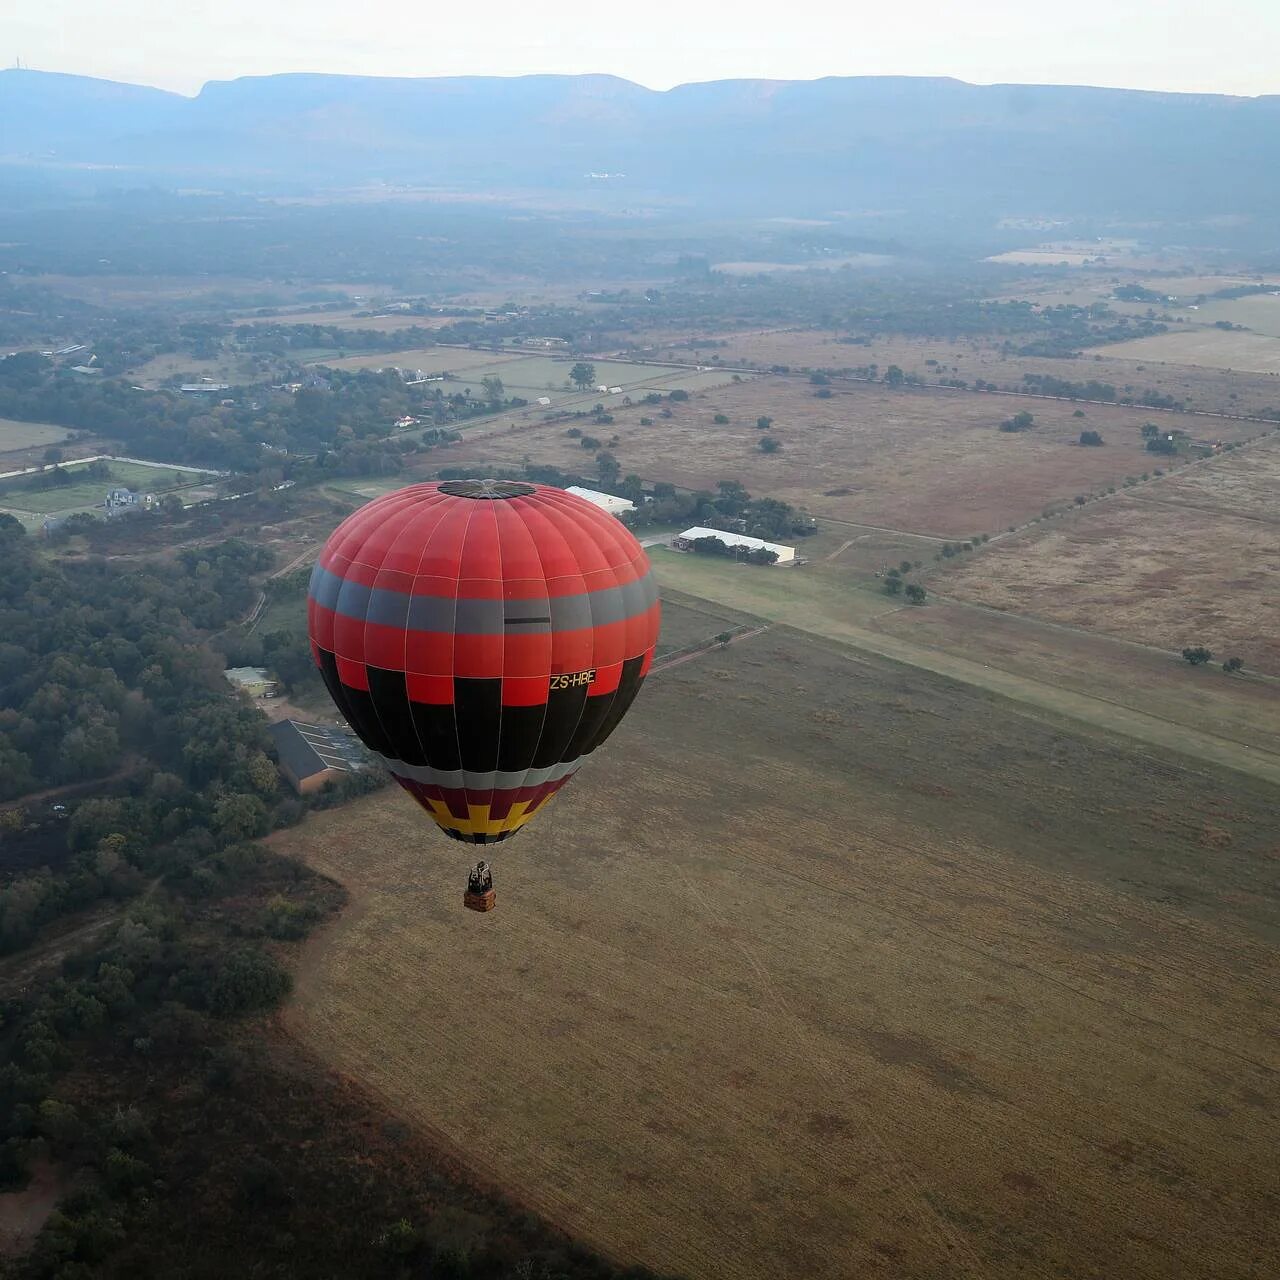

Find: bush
<box><xmin>756</xmin><ymin>416</ymin><xmax>772</xmax><ymax>430</ymax></box>
<box><xmin>1181</xmin><ymin>646</ymin><xmax>1213</xmax><ymax>666</ymax></box>
<box><xmin>713</xmin><ymin>414</ymin><xmax>729</xmax><ymax>424</ymax></box>
<box><xmin>206</xmin><ymin>947</ymin><xmax>292</xmax><ymax>1016</ymax></box>
<box><xmin>758</xmin><ymin>436</ymin><xmax>781</xmax><ymax>454</ymax></box>
<box><xmin>668</xmin><ymin>389</ymin><xmax>689</xmax><ymax>402</ymax></box>
<box><xmin>1079</xmin><ymin>430</ymin><xmax>1104</xmax><ymax>446</ymax></box>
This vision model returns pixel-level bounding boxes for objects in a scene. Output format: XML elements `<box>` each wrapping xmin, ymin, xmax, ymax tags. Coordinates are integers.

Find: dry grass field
<box><xmin>1104</xmin><ymin>329</ymin><xmax>1280</xmax><ymax>374</ymax></box>
<box><xmin>275</xmin><ymin>606</ymin><xmax>1280</xmax><ymax>1280</ymax></box>
<box><xmin>939</xmin><ymin>490</ymin><xmax>1280</xmax><ymax>674</ymax></box>
<box><xmin>624</xmin><ymin>328</ymin><xmax>1280</xmax><ymax>419</ymax></box>
<box><xmin>434</xmin><ymin>378</ymin><xmax>1254</xmax><ymax>537</ymax></box>
<box><xmin>1145</xmin><ymin>434</ymin><xmax>1280</xmax><ymax>521</ymax></box>
<box><xmin>230</xmin><ymin>307</ymin><xmax>459</xmax><ymax>331</ymax></box>
<box><xmin>0</xmin><ymin>418</ymin><xmax>74</xmax><ymax>452</ymax></box>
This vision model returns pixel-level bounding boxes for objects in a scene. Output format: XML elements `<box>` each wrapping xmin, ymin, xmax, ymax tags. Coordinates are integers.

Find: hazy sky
<box><xmin>8</xmin><ymin>0</ymin><xmax>1280</xmax><ymax>97</ymax></box>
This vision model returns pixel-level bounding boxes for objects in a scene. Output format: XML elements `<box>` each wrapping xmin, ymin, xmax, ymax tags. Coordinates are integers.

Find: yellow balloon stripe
<box><xmin>419</xmin><ymin>793</ymin><xmax>558</xmax><ymax>838</ymax></box>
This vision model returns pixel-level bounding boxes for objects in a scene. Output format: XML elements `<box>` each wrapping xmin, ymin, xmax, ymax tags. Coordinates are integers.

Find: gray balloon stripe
<box><xmin>308</xmin><ymin>565</ymin><xmax>658</xmax><ymax>636</ymax></box>
<box><xmin>378</xmin><ymin>754</ymin><xmax>582</xmax><ymax>791</ymax></box>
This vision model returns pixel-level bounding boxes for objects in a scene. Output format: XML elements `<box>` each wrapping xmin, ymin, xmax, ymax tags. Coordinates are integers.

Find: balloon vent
<box><xmin>439</xmin><ymin>479</ymin><xmax>536</xmax><ymax>500</ymax></box>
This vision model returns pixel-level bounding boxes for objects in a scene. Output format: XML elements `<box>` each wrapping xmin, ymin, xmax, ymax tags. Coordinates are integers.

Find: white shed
<box><xmin>675</xmin><ymin>526</ymin><xmax>796</xmax><ymax>564</ymax></box>
<box><xmin>566</xmin><ymin>485</ymin><xmax>636</xmax><ymax>517</ymax></box>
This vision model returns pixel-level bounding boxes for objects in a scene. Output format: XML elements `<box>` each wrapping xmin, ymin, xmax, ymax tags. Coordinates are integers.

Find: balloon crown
<box><xmin>438</xmin><ymin>478</ymin><xmax>537</xmax><ymax>500</ymax></box>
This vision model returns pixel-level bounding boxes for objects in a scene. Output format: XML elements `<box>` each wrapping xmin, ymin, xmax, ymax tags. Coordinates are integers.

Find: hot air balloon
<box><xmin>306</xmin><ymin>479</ymin><xmax>661</xmax><ymax>909</ymax></box>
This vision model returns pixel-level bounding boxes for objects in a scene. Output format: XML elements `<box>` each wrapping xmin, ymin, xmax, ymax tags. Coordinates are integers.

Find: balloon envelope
<box><xmin>306</xmin><ymin>479</ymin><xmax>660</xmax><ymax>843</ymax></box>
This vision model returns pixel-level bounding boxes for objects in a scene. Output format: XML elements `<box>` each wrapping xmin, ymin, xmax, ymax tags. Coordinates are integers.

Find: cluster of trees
<box><xmin>1021</xmin><ymin>372</ymin><xmax>1184</xmax><ymax>411</ymax></box>
<box><xmin>687</xmin><ymin>536</ymin><xmax>778</xmax><ymax>565</ymax></box>
<box><xmin>1182</xmin><ymin>647</ymin><xmax>1245</xmax><ymax>673</ymax></box>
<box><xmin>882</xmin><ymin>561</ymin><xmax>927</xmax><ymax>603</ymax></box>
<box><xmin>0</xmin><ymin>353</ymin><xmax>513</xmax><ymax>476</ymax></box>
<box><xmin>1000</xmin><ymin>411</ymin><xmax>1035</xmax><ymax>432</ymax></box>
<box><xmin>0</xmin><ymin>516</ymin><xmax>317</xmax><ymax>950</ymax></box>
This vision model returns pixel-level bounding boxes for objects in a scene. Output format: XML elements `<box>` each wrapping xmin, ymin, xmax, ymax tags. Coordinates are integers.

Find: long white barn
<box><xmin>675</xmin><ymin>526</ymin><xmax>796</xmax><ymax>563</ymax></box>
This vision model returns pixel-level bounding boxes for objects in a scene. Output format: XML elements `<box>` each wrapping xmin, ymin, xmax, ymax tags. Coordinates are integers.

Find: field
<box><xmin>316</xmin><ymin>347</ymin><xmax>742</xmax><ymax>405</ymax></box>
<box><xmin>0</xmin><ymin>418</ymin><xmax>74</xmax><ymax>453</ymax></box>
<box><xmin>619</xmin><ymin>326</ymin><xmax>1280</xmax><ymax>419</ymax></box>
<box><xmin>938</xmin><ymin>487</ymin><xmax>1280</xmax><ymax>674</ymax></box>
<box><xmin>0</xmin><ymin>459</ymin><xmax>201</xmax><ymax>515</ymax></box>
<box><xmin>275</xmin><ymin>601</ymin><xmax>1280</xmax><ymax>1280</ymax></box>
<box><xmin>432</xmin><ymin>377</ymin><xmax>1255</xmax><ymax>536</ymax></box>
<box><xmin>1104</xmin><ymin>328</ymin><xmax>1280</xmax><ymax>374</ymax></box>
<box><xmin>231</xmin><ymin>307</ymin><xmax>460</xmax><ymax>331</ymax></box>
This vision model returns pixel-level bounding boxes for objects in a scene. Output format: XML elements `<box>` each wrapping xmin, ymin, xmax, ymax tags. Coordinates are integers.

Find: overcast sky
<box><xmin>8</xmin><ymin>0</ymin><xmax>1279</xmax><ymax>97</ymax></box>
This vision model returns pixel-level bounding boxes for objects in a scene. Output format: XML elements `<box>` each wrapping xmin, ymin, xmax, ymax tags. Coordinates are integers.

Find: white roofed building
<box><xmin>675</xmin><ymin>526</ymin><xmax>796</xmax><ymax>564</ymax></box>
<box><xmin>566</xmin><ymin>485</ymin><xmax>636</xmax><ymax>517</ymax></box>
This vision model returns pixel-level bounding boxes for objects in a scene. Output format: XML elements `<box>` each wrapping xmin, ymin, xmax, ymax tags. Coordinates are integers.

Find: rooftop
<box><xmin>269</xmin><ymin>719</ymin><xmax>372</xmax><ymax>782</ymax></box>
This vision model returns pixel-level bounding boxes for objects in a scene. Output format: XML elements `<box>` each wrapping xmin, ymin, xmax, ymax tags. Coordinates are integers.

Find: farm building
<box><xmin>269</xmin><ymin>720</ymin><xmax>373</xmax><ymax>795</ymax></box>
<box><xmin>675</xmin><ymin>526</ymin><xmax>796</xmax><ymax>563</ymax></box>
<box><xmin>223</xmin><ymin>666</ymin><xmax>279</xmax><ymax>698</ymax></box>
<box><xmin>566</xmin><ymin>485</ymin><xmax>636</xmax><ymax>516</ymax></box>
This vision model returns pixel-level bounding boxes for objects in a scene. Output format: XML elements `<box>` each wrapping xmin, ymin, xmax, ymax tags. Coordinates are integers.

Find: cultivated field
<box><xmin>276</xmin><ymin>605</ymin><xmax>1280</xmax><ymax>1280</ymax></box>
<box><xmin>432</xmin><ymin>378</ymin><xmax>1255</xmax><ymax>536</ymax></box>
<box><xmin>939</xmin><ymin>488</ymin><xmax>1280</xmax><ymax>673</ymax></box>
<box><xmin>1105</xmin><ymin>328</ymin><xmax>1280</xmax><ymax>374</ymax></box>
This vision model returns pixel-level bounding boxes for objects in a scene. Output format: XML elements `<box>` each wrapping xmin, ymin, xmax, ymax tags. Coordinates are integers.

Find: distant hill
<box><xmin>3</xmin><ymin>68</ymin><xmax>1279</xmax><ymax>227</ymax></box>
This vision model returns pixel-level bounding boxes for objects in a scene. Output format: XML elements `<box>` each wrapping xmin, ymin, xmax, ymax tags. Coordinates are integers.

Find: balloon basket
<box><xmin>464</xmin><ymin>888</ymin><xmax>496</xmax><ymax>912</ymax></box>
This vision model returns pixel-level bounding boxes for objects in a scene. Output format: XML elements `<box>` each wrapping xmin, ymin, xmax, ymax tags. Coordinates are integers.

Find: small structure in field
<box><xmin>674</xmin><ymin>526</ymin><xmax>796</xmax><ymax>564</ymax></box>
<box><xmin>269</xmin><ymin>719</ymin><xmax>372</xmax><ymax>795</ymax></box>
<box><xmin>223</xmin><ymin>666</ymin><xmax>279</xmax><ymax>699</ymax></box>
<box><xmin>565</xmin><ymin>485</ymin><xmax>636</xmax><ymax>516</ymax></box>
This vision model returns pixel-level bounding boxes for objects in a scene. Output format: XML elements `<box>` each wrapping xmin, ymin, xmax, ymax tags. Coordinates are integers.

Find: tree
<box><xmin>1000</xmin><ymin>411</ymin><xmax>1034</xmax><ymax>432</ymax></box>
<box><xmin>1079</xmin><ymin>430</ymin><xmax>1104</xmax><ymax>446</ymax></box>
<box><xmin>884</xmin><ymin>365</ymin><xmax>905</xmax><ymax>387</ymax></box>
<box><xmin>758</xmin><ymin>436</ymin><xmax>781</xmax><ymax>453</ymax></box>
<box><xmin>595</xmin><ymin>450</ymin><xmax>620</xmax><ymax>486</ymax></box>
<box><xmin>756</xmin><ymin>416</ymin><xmax>773</xmax><ymax>430</ymax></box>
<box><xmin>899</xmin><ymin>560</ymin><xmax>913</xmax><ymax>574</ymax></box>
<box><xmin>1181</xmin><ymin>646</ymin><xmax>1213</xmax><ymax>666</ymax></box>
<box><xmin>569</xmin><ymin>362</ymin><xmax>596</xmax><ymax>391</ymax></box>
<box><xmin>883</xmin><ymin>576</ymin><xmax>903</xmax><ymax>595</ymax></box>
<box><xmin>904</xmin><ymin>583</ymin><xmax>927</xmax><ymax>605</ymax></box>
<box><xmin>479</xmin><ymin>374</ymin><xmax>505</xmax><ymax>405</ymax></box>
<box><xmin>1140</xmin><ymin>422</ymin><xmax>1160</xmax><ymax>439</ymax></box>
<box><xmin>1222</xmin><ymin>656</ymin><xmax>1244</xmax><ymax>673</ymax></box>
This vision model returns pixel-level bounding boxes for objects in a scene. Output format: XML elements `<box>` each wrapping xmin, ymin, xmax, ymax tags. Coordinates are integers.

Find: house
<box><xmin>268</xmin><ymin>720</ymin><xmax>373</xmax><ymax>795</ymax></box>
<box><xmin>674</xmin><ymin>526</ymin><xmax>796</xmax><ymax>564</ymax></box>
<box><xmin>536</xmin><ymin>396</ymin><xmax>552</xmax><ymax>406</ymax></box>
<box><xmin>104</xmin><ymin>488</ymin><xmax>156</xmax><ymax>515</ymax></box>
<box><xmin>566</xmin><ymin>485</ymin><xmax>636</xmax><ymax>516</ymax></box>
<box><xmin>223</xmin><ymin>666</ymin><xmax>279</xmax><ymax>699</ymax></box>
<box><xmin>179</xmin><ymin>382</ymin><xmax>230</xmax><ymax>394</ymax></box>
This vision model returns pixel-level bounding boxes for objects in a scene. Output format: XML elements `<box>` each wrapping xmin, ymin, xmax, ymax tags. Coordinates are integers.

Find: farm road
<box><xmin>652</xmin><ymin>558</ymin><xmax>1280</xmax><ymax>787</ymax></box>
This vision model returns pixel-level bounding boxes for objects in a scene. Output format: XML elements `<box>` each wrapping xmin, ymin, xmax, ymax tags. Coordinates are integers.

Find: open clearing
<box><xmin>0</xmin><ymin>418</ymin><xmax>74</xmax><ymax>453</ymax></box>
<box><xmin>433</xmin><ymin>378</ymin><xmax>1253</xmax><ymax>536</ymax></box>
<box><xmin>939</xmin><ymin>490</ymin><xmax>1280</xmax><ymax>674</ymax></box>
<box><xmin>317</xmin><ymin>348</ymin><xmax>742</xmax><ymax>407</ymax></box>
<box><xmin>277</xmin><ymin>603</ymin><xmax>1280</xmax><ymax>1280</ymax></box>
<box><xmin>1104</xmin><ymin>328</ymin><xmax>1280</xmax><ymax>374</ymax></box>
